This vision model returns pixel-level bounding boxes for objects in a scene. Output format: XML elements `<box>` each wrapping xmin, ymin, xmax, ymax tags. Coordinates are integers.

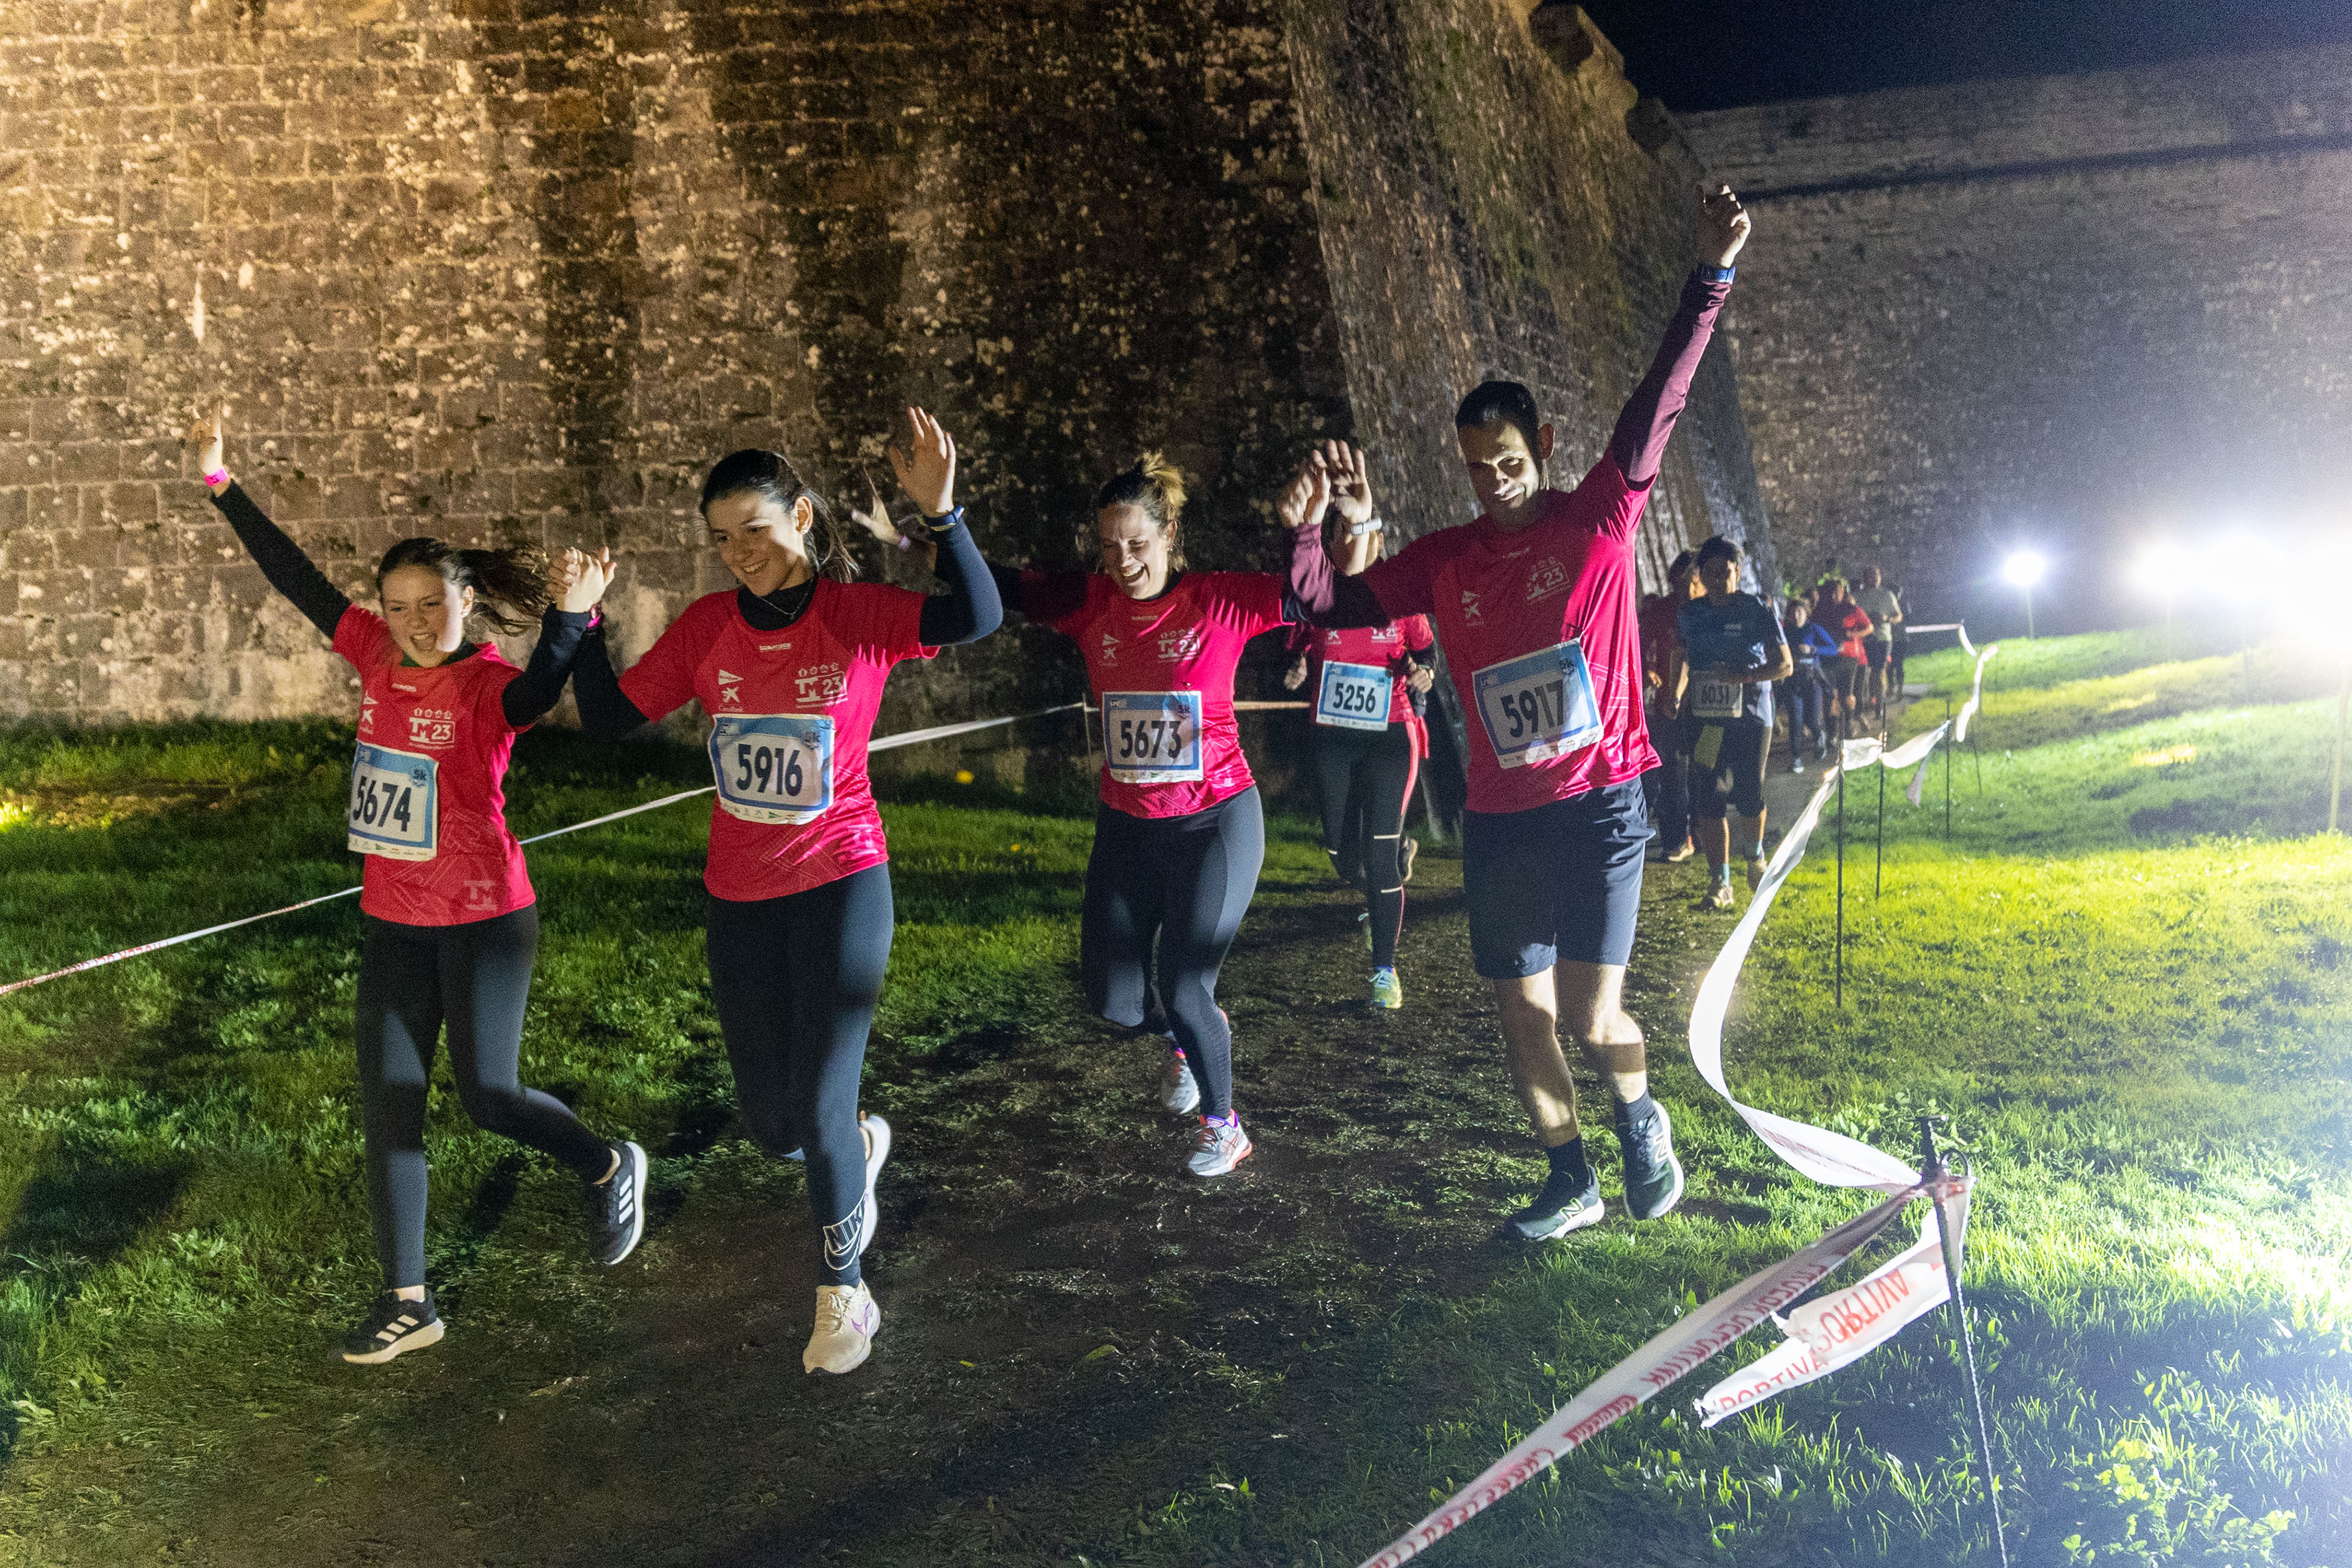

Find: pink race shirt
<box><xmin>1032</xmin><ymin>570</ymin><xmax>1290</xmax><ymax>819</ymax></box>
<box><xmin>1287</xmin><ymin>615</ymin><xmax>1435</xmax><ymax>728</ymax></box>
<box><xmin>1358</xmin><ymin>459</ymin><xmax>1659</xmax><ymax>815</ymax></box>
<box><xmin>335</xmin><ymin>607</ymin><xmax>535</xmax><ymax>927</ymax></box>
<box><xmin>619</xmin><ymin>585</ymin><xmax>935</xmax><ymax>902</ymax></box>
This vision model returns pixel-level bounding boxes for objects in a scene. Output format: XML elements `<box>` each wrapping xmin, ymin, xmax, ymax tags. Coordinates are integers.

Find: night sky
<box><xmin>1577</xmin><ymin>0</ymin><xmax>2352</xmax><ymax>111</ymax></box>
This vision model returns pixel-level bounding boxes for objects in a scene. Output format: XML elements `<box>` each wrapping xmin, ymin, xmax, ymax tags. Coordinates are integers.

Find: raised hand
<box><xmin>187</xmin><ymin>404</ymin><xmax>228</xmax><ymax>490</ymax></box>
<box><xmin>1699</xmin><ymin>184</ymin><xmax>1751</xmax><ymax>270</ymax></box>
<box><xmin>551</xmin><ymin>545</ymin><xmax>615</xmax><ymax>615</ymax></box>
<box><xmin>887</xmin><ymin>405</ymin><xmax>957</xmax><ymax>518</ymax></box>
<box><xmin>1275</xmin><ymin>457</ymin><xmax>1331</xmax><ymax>534</ymax></box>
<box><xmin>1316</xmin><ymin>439</ymin><xmax>1374</xmax><ymax>528</ymax></box>
<box><xmin>848</xmin><ymin>470</ymin><xmax>902</xmax><ymax>546</ymax></box>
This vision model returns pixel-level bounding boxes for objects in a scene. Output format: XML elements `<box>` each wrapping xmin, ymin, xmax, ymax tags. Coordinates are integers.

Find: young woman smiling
<box><xmin>189</xmin><ymin>409</ymin><xmax>645</xmax><ymax>1368</ymax></box>
<box><xmin>570</xmin><ymin>408</ymin><xmax>1000</xmax><ymax>1376</ymax></box>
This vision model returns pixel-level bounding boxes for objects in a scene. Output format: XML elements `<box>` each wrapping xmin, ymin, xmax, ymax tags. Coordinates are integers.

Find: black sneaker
<box><xmin>1508</xmin><ymin>1166</ymin><xmax>1606</xmax><ymax>1240</ymax></box>
<box><xmin>1614</xmin><ymin>1099</ymin><xmax>1686</xmax><ymax>1220</ymax></box>
<box><xmin>340</xmin><ymin>1289</ymin><xmax>443</xmax><ymax>1366</ymax></box>
<box><xmin>590</xmin><ymin>1140</ymin><xmax>649</xmax><ymax>1266</ymax></box>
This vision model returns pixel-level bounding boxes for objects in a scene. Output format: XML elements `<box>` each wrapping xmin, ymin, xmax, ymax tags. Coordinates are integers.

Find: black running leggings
<box><xmin>1310</xmin><ymin>720</ymin><xmax>1419</xmax><ymax>967</ymax></box>
<box><xmin>705</xmin><ymin>864</ymin><xmax>892</xmax><ymax>1289</ymax></box>
<box><xmin>356</xmin><ymin>904</ymin><xmax>614</xmax><ymax>1291</ymax></box>
<box><xmin>1081</xmin><ymin>787</ymin><xmax>1265</xmax><ymax>1119</ymax></box>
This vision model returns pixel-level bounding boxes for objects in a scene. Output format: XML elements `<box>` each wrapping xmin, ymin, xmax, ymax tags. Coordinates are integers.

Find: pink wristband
<box><xmin>202</xmin><ymin>468</ymin><xmax>228</xmax><ymax>487</ymax></box>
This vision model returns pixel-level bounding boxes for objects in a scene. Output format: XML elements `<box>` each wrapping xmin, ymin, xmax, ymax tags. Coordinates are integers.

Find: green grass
<box><xmin>1</xmin><ymin>632</ymin><xmax>2348</xmax><ymax>1567</ymax></box>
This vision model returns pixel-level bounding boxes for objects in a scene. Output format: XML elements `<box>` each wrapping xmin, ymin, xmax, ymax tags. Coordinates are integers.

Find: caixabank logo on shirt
<box><xmin>405</xmin><ymin>708</ymin><xmax>458</xmax><ymax>748</ymax></box>
<box><xmin>359</xmin><ymin>692</ymin><xmax>379</xmax><ymax>736</ymax></box>
<box><xmin>1098</xmin><ymin>631</ymin><xmax>1120</xmax><ymax>666</ymax></box>
<box><xmin>795</xmin><ymin>661</ymin><xmax>850</xmax><ymax>706</ymax></box>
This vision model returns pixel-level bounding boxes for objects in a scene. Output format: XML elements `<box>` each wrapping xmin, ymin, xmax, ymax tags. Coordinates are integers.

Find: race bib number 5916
<box><xmin>349</xmin><ymin>742</ymin><xmax>438</xmax><ymax>860</ymax></box>
<box><xmin>1103</xmin><ymin>690</ymin><xmax>1205</xmax><ymax>783</ymax></box>
<box><xmin>710</xmin><ymin>714</ymin><xmax>836</xmax><ymax>824</ymax></box>
<box><xmin>1472</xmin><ymin>641</ymin><xmax>1603</xmax><ymax>769</ymax></box>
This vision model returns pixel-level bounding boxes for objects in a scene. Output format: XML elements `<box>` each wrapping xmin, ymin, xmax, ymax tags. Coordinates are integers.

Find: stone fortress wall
<box><xmin>1682</xmin><ymin>46</ymin><xmax>2352</xmax><ymax>625</ymax></box>
<box><xmin>1</xmin><ymin>0</ymin><xmax>1772</xmax><ymax>738</ymax></box>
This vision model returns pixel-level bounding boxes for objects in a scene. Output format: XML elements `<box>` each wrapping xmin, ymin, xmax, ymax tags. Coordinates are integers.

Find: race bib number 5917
<box><xmin>349</xmin><ymin>742</ymin><xmax>438</xmax><ymax>860</ymax></box>
<box><xmin>710</xmin><ymin>714</ymin><xmax>836</xmax><ymax>824</ymax></box>
<box><xmin>1103</xmin><ymin>690</ymin><xmax>1205</xmax><ymax>783</ymax></box>
<box><xmin>1472</xmin><ymin>641</ymin><xmax>1603</xmax><ymax>769</ymax></box>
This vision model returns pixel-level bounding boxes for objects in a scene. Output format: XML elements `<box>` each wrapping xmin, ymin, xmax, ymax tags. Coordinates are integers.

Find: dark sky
<box><xmin>1576</xmin><ymin>0</ymin><xmax>2352</xmax><ymax>112</ymax></box>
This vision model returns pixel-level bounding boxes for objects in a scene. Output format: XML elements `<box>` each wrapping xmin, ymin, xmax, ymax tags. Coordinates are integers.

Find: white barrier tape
<box><xmin>0</xmin><ymin>701</ymin><xmax>1087</xmax><ymax>1000</ymax></box>
<box><xmin>1695</xmin><ymin>1188</ymin><xmax>1969</xmax><ymax>1427</ymax></box>
<box><xmin>1353</xmin><ymin>1184</ymin><xmax>1927</xmax><ymax>1568</ymax></box>
<box><xmin>1905</xmin><ymin>622</ymin><xmax>1964</xmax><ymax>634</ymax></box>
<box><xmin>1954</xmin><ymin>643</ymin><xmax>1998</xmax><ymax>744</ymax></box>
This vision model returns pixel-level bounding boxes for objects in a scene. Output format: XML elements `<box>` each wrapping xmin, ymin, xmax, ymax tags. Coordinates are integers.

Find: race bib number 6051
<box><xmin>1103</xmin><ymin>690</ymin><xmax>1206</xmax><ymax>783</ymax></box>
<box><xmin>1314</xmin><ymin>660</ymin><xmax>1392</xmax><ymax>732</ymax></box>
<box><xmin>1472</xmin><ymin>641</ymin><xmax>1603</xmax><ymax>769</ymax></box>
<box><xmin>349</xmin><ymin>742</ymin><xmax>439</xmax><ymax>860</ymax></box>
<box><xmin>710</xmin><ymin>714</ymin><xmax>836</xmax><ymax>824</ymax></box>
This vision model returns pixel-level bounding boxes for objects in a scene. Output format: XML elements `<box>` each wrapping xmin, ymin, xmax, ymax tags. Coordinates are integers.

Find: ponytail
<box><xmin>376</xmin><ymin>536</ymin><xmax>550</xmax><ymax>637</ymax></box>
<box><xmin>1091</xmin><ymin>451</ymin><xmax>1187</xmax><ymax>569</ymax></box>
<box><xmin>701</xmin><ymin>449</ymin><xmax>858</xmax><ymax>584</ymax></box>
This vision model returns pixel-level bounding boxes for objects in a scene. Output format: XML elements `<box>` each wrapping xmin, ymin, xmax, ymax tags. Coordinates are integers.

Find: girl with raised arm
<box><xmin>569</xmin><ymin>409</ymin><xmax>1000</xmax><ymax>1376</ymax></box>
<box><xmin>1279</xmin><ymin>441</ymin><xmax>1437</xmax><ymax>1010</ymax></box>
<box><xmin>979</xmin><ymin>455</ymin><xmax>1294</xmax><ymax>1178</ymax></box>
<box><xmin>189</xmin><ymin>410</ymin><xmax>646</xmax><ymax>1368</ymax></box>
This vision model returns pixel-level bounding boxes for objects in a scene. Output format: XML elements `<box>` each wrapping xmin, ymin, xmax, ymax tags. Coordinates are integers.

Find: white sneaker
<box><xmin>1187</xmin><ymin>1113</ymin><xmax>1253</xmax><ymax>1178</ymax></box>
<box><xmin>804</xmin><ymin>1282</ymin><xmax>881</xmax><ymax>1375</ymax></box>
<box><xmin>857</xmin><ymin>1115</ymin><xmax>892</xmax><ymax>1258</ymax></box>
<box><xmin>1160</xmin><ymin>1048</ymin><xmax>1201</xmax><ymax>1115</ymax></box>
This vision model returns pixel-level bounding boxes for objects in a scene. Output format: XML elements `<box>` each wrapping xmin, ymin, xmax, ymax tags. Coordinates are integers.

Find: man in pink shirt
<box><xmin>1283</xmin><ymin>185</ymin><xmax>1752</xmax><ymax>1243</ymax></box>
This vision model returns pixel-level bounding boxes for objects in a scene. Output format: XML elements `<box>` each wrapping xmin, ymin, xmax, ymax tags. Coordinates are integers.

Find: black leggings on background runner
<box><xmin>357</xmin><ymin>904</ymin><xmax>614</xmax><ymax>1290</ymax></box>
<box><xmin>1310</xmin><ymin>722</ymin><xmax>1418</xmax><ymax>967</ymax></box>
<box><xmin>705</xmin><ymin>864</ymin><xmax>893</xmax><ymax>1289</ymax></box>
<box><xmin>1081</xmin><ymin>787</ymin><xmax>1265</xmax><ymax>1119</ymax></box>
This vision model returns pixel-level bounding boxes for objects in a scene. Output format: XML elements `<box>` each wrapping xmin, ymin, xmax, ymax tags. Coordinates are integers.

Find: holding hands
<box><xmin>1277</xmin><ymin>440</ymin><xmax>1377</xmax><ymax>536</ymax></box>
<box><xmin>550</xmin><ymin>546</ymin><xmax>614</xmax><ymax>615</ymax></box>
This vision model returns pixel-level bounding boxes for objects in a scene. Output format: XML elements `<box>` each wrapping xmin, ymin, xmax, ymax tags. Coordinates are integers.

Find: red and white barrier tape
<box><xmin>0</xmin><ymin>702</ymin><xmax>1088</xmax><ymax>1001</ymax></box>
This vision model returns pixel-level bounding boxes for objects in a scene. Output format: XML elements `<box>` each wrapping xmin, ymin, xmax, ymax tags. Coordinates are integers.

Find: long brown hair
<box><xmin>701</xmin><ymin>449</ymin><xmax>858</xmax><ymax>584</ymax></box>
<box><xmin>376</xmin><ymin>537</ymin><xmax>548</xmax><ymax>636</ymax></box>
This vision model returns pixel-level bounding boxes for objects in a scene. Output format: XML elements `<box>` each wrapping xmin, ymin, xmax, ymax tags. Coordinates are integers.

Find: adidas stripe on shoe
<box><xmin>340</xmin><ymin>1289</ymin><xmax>444</xmax><ymax>1366</ymax></box>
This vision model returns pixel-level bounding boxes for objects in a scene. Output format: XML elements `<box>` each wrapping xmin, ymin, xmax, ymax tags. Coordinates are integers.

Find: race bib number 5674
<box><xmin>1472</xmin><ymin>641</ymin><xmax>1603</xmax><ymax>769</ymax></box>
<box><xmin>349</xmin><ymin>742</ymin><xmax>438</xmax><ymax>860</ymax></box>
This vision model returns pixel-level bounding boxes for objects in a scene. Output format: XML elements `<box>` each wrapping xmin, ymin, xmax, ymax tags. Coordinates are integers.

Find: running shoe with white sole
<box><xmin>1187</xmin><ymin>1113</ymin><xmax>1252</xmax><ymax>1177</ymax></box>
<box><xmin>857</xmin><ymin>1114</ymin><xmax>891</xmax><ymax>1257</ymax></box>
<box><xmin>1160</xmin><ymin>1048</ymin><xmax>1201</xmax><ymax>1115</ymax></box>
<box><xmin>1662</xmin><ymin>838</ymin><xmax>1696</xmax><ymax>864</ymax></box>
<box><xmin>1615</xmin><ymin>1099</ymin><xmax>1686</xmax><ymax>1220</ymax></box>
<box><xmin>804</xmin><ymin>1282</ymin><xmax>881</xmax><ymax>1375</ymax></box>
<box><xmin>1370</xmin><ymin>967</ymin><xmax>1403</xmax><ymax>1010</ymax></box>
<box><xmin>1693</xmin><ymin>880</ymin><xmax>1734</xmax><ymax>911</ymax></box>
<box><xmin>589</xmin><ymin>1139</ymin><xmax>648</xmax><ymax>1266</ymax></box>
<box><xmin>1508</xmin><ymin>1166</ymin><xmax>1606</xmax><ymax>1241</ymax></box>
<box><xmin>340</xmin><ymin>1289</ymin><xmax>443</xmax><ymax>1366</ymax></box>
<box><xmin>1745</xmin><ymin>854</ymin><xmax>1768</xmax><ymax>892</ymax></box>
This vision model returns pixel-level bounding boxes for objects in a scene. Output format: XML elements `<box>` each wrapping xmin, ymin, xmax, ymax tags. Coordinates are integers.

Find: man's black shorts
<box><xmin>1460</xmin><ymin>780</ymin><xmax>1648</xmax><ymax>976</ymax></box>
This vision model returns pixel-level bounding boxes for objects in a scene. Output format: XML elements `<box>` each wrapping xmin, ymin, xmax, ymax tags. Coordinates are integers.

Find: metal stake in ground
<box><xmin>1834</xmin><ymin>763</ymin><xmax>1846</xmax><ymax>1008</ymax></box>
<box><xmin>1916</xmin><ymin>1115</ymin><xmax>2010</xmax><ymax>1568</ymax></box>
<box><xmin>2329</xmin><ymin>658</ymin><xmax>2349</xmax><ymax>835</ymax></box>
<box><xmin>1944</xmin><ymin>698</ymin><xmax>1954</xmax><ymax>839</ymax></box>
<box><xmin>1875</xmin><ymin>755</ymin><xmax>1887</xmax><ymax>900</ymax></box>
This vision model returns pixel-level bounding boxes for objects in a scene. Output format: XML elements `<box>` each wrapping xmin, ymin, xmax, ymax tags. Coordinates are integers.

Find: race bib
<box><xmin>1103</xmin><ymin>690</ymin><xmax>1205</xmax><ymax>783</ymax></box>
<box><xmin>1691</xmin><ymin>677</ymin><xmax>1744</xmax><ymax>720</ymax></box>
<box><xmin>348</xmin><ymin>742</ymin><xmax>438</xmax><ymax>861</ymax></box>
<box><xmin>1472</xmin><ymin>641</ymin><xmax>1603</xmax><ymax>769</ymax></box>
<box><xmin>1314</xmin><ymin>660</ymin><xmax>1392</xmax><ymax>732</ymax></box>
<box><xmin>710</xmin><ymin>714</ymin><xmax>836</xmax><ymax>824</ymax></box>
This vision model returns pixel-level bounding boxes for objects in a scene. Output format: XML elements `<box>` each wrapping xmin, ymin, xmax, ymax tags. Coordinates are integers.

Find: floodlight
<box><xmin>2000</xmin><ymin>550</ymin><xmax>2047</xmax><ymax>589</ymax></box>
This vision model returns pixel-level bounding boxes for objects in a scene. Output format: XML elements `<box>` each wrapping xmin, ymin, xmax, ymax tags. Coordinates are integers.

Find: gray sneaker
<box><xmin>1186</xmin><ymin>1113</ymin><xmax>1252</xmax><ymax>1177</ymax></box>
<box><xmin>1160</xmin><ymin>1048</ymin><xmax>1202</xmax><ymax>1115</ymax></box>
<box><xmin>1614</xmin><ymin>1099</ymin><xmax>1686</xmax><ymax>1220</ymax></box>
<box><xmin>1509</xmin><ymin>1166</ymin><xmax>1605</xmax><ymax>1240</ymax></box>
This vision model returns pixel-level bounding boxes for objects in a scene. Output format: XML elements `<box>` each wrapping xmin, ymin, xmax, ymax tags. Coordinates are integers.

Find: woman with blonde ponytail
<box><xmin>979</xmin><ymin>450</ymin><xmax>1299</xmax><ymax>1179</ymax></box>
<box><xmin>188</xmin><ymin>408</ymin><xmax>649</xmax><ymax>1370</ymax></box>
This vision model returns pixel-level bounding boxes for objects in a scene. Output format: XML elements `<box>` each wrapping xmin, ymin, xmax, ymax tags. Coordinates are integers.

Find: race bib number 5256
<box><xmin>1103</xmin><ymin>690</ymin><xmax>1206</xmax><ymax>783</ymax></box>
<box><xmin>349</xmin><ymin>742</ymin><xmax>438</xmax><ymax>861</ymax></box>
<box><xmin>1314</xmin><ymin>660</ymin><xmax>1392</xmax><ymax>732</ymax></box>
<box><xmin>1472</xmin><ymin>641</ymin><xmax>1603</xmax><ymax>769</ymax></box>
<box><xmin>710</xmin><ymin>714</ymin><xmax>836</xmax><ymax>824</ymax></box>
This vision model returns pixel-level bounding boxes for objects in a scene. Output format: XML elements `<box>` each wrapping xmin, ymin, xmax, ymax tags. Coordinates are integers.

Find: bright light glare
<box><xmin>2001</xmin><ymin>549</ymin><xmax>2047</xmax><ymax>589</ymax></box>
<box><xmin>2132</xmin><ymin>542</ymin><xmax>2193</xmax><ymax>599</ymax></box>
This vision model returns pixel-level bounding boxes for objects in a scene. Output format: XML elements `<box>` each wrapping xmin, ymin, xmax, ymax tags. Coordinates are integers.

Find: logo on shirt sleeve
<box><xmin>716</xmin><ymin>668</ymin><xmax>744</xmax><ymax>706</ymax></box>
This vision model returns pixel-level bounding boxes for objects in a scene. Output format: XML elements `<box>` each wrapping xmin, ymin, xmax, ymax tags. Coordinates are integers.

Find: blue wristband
<box><xmin>1699</xmin><ymin>266</ymin><xmax>1736</xmax><ymax>284</ymax></box>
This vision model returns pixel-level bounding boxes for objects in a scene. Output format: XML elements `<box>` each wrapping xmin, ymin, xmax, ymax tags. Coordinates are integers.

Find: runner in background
<box><xmin>1668</xmin><ymin>536</ymin><xmax>1790</xmax><ymax>910</ymax></box>
<box><xmin>1852</xmin><ymin>566</ymin><xmax>1903</xmax><ymax>722</ymax></box>
<box><xmin>1814</xmin><ymin>576</ymin><xmax>1873</xmax><ymax>741</ymax></box>
<box><xmin>1639</xmin><ymin>550</ymin><xmax>1700</xmax><ymax>861</ymax></box>
<box><xmin>1887</xmin><ymin>576</ymin><xmax>1911</xmax><ymax>694</ymax></box>
<box><xmin>979</xmin><ymin>455</ymin><xmax>1290</xmax><ymax>1177</ymax></box>
<box><xmin>1282</xmin><ymin>185</ymin><xmax>1753</xmax><ymax>1243</ymax></box>
<box><xmin>1279</xmin><ymin>443</ymin><xmax>1437</xmax><ymax>1010</ymax></box>
<box><xmin>570</xmin><ymin>408</ymin><xmax>1001</xmax><ymax>1375</ymax></box>
<box><xmin>187</xmin><ymin>409</ymin><xmax>646</xmax><ymax>1369</ymax></box>
<box><xmin>1781</xmin><ymin>593</ymin><xmax>1838</xmax><ymax>770</ymax></box>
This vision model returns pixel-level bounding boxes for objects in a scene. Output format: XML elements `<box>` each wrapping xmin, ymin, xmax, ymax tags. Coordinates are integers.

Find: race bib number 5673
<box><xmin>710</xmin><ymin>714</ymin><xmax>836</xmax><ymax>824</ymax></box>
<box><xmin>349</xmin><ymin>742</ymin><xmax>438</xmax><ymax>860</ymax></box>
<box><xmin>1103</xmin><ymin>690</ymin><xmax>1206</xmax><ymax>783</ymax></box>
<box><xmin>1472</xmin><ymin>641</ymin><xmax>1603</xmax><ymax>769</ymax></box>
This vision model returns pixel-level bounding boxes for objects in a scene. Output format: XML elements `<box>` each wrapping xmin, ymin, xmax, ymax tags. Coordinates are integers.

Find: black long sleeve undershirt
<box><xmin>210</xmin><ymin>481</ymin><xmax>590</xmax><ymax>730</ymax></box>
<box><xmin>573</xmin><ymin>514</ymin><xmax>1000</xmax><ymax>736</ymax></box>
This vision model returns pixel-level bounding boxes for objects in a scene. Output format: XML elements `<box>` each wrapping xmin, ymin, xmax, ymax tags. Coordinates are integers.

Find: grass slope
<box><xmin>1</xmin><ymin>632</ymin><xmax>2347</xmax><ymax>1567</ymax></box>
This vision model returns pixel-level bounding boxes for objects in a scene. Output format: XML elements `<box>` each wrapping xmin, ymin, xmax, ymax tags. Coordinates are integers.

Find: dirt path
<box><xmin>1</xmin><ymin>842</ymin><xmax>1727</xmax><ymax>1567</ymax></box>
